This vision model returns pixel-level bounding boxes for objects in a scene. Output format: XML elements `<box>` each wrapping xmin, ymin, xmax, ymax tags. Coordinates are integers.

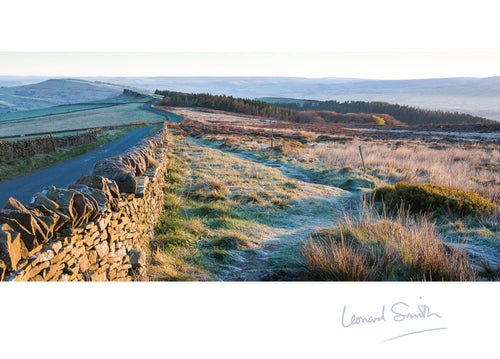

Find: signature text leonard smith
<box><xmin>341</xmin><ymin>301</ymin><xmax>442</xmax><ymax>328</ymax></box>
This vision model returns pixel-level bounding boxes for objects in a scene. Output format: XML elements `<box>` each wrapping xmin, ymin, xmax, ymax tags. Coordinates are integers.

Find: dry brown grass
<box><xmin>148</xmin><ymin>249</ymin><xmax>211</xmax><ymax>281</ymax></box>
<box><xmin>186</xmin><ymin>176</ymin><xmax>231</xmax><ymax>202</ymax></box>
<box><xmin>311</xmin><ymin>140</ymin><xmax>500</xmax><ymax>203</ymax></box>
<box><xmin>301</xmin><ymin>203</ymin><xmax>478</xmax><ymax>281</ymax></box>
<box><xmin>172</xmin><ymin>108</ymin><xmax>499</xmax><ymax>204</ymax></box>
<box><xmin>303</xmin><ymin>233</ymin><xmax>370</xmax><ymax>281</ymax></box>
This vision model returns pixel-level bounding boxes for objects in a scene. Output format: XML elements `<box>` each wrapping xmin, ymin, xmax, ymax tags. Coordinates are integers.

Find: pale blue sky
<box><xmin>1</xmin><ymin>52</ymin><xmax>500</xmax><ymax>80</ymax></box>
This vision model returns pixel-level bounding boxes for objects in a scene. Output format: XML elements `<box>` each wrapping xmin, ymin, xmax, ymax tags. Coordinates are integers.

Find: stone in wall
<box><xmin>73</xmin><ymin>175</ymin><xmax>121</xmax><ymax>209</ymax></box>
<box><xmin>0</xmin><ymin>224</ymin><xmax>25</xmax><ymax>271</ymax></box>
<box><xmin>92</xmin><ymin>159</ymin><xmax>137</xmax><ymax>194</ymax></box>
<box><xmin>42</xmin><ymin>187</ymin><xmax>99</xmax><ymax>228</ymax></box>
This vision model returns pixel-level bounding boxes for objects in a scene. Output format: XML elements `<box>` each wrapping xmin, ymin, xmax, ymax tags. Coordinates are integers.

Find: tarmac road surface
<box><xmin>0</xmin><ymin>126</ymin><xmax>154</xmax><ymax>206</ymax></box>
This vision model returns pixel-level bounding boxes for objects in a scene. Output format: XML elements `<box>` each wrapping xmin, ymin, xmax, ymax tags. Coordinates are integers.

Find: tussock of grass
<box><xmin>339</xmin><ymin>166</ymin><xmax>356</xmax><ymax>174</ymax></box>
<box><xmin>269</xmin><ymin>197</ymin><xmax>291</xmax><ymax>210</ymax></box>
<box><xmin>163</xmin><ymin>193</ymin><xmax>182</xmax><ymax>211</ymax></box>
<box><xmin>339</xmin><ymin>175</ymin><xmax>379</xmax><ymax>191</ymax></box>
<box><xmin>156</xmin><ymin>212</ymin><xmax>205</xmax><ymax>248</ymax></box>
<box><xmin>252</xmin><ymin>171</ymin><xmax>264</xmax><ymax>180</ymax></box>
<box><xmin>481</xmin><ymin>211</ymin><xmax>500</xmax><ymax>232</ymax></box>
<box><xmin>282</xmin><ymin>180</ymin><xmax>300</xmax><ymax>189</ymax></box>
<box><xmin>210</xmin><ymin>230</ymin><xmax>253</xmax><ymax>250</ymax></box>
<box><xmin>156</xmin><ymin>231</ymin><xmax>196</xmax><ymax>248</ymax></box>
<box><xmin>165</xmin><ymin>171</ymin><xmax>183</xmax><ymax>186</ymax></box>
<box><xmin>210</xmin><ymin>249</ymin><xmax>242</xmax><ymax>265</ymax></box>
<box><xmin>233</xmin><ymin>191</ymin><xmax>265</xmax><ymax>204</ymax></box>
<box><xmin>301</xmin><ymin>204</ymin><xmax>477</xmax><ymax>281</ymax></box>
<box><xmin>271</xmin><ymin>139</ymin><xmax>308</xmax><ymax>156</ymax></box>
<box><xmin>193</xmin><ymin>200</ymin><xmax>238</xmax><ymax>218</ymax></box>
<box><xmin>156</xmin><ymin>179</ymin><xmax>210</xmax><ymax>249</ymax></box>
<box><xmin>186</xmin><ymin>177</ymin><xmax>230</xmax><ymax>201</ymax></box>
<box><xmin>207</xmin><ymin>216</ymin><xmax>240</xmax><ymax>230</ymax></box>
<box><xmin>373</xmin><ymin>181</ymin><xmax>498</xmax><ymax>217</ymax></box>
<box><xmin>148</xmin><ymin>249</ymin><xmax>210</xmax><ymax>281</ymax></box>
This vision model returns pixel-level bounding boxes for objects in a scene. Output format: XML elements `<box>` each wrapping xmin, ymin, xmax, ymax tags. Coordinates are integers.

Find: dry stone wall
<box><xmin>0</xmin><ymin>124</ymin><xmax>168</xmax><ymax>281</ymax></box>
<box><xmin>0</xmin><ymin>131</ymin><xmax>99</xmax><ymax>163</ymax></box>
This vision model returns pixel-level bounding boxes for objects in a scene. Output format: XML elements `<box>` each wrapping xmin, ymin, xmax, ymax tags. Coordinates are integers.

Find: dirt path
<box><xmin>185</xmin><ymin>138</ymin><xmax>355</xmax><ymax>281</ymax></box>
<box><xmin>187</xmin><ymin>137</ymin><xmax>313</xmax><ymax>183</ymax></box>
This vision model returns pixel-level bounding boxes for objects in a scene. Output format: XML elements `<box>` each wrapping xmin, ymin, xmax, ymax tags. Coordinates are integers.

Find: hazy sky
<box><xmin>1</xmin><ymin>52</ymin><xmax>500</xmax><ymax>80</ymax></box>
<box><xmin>1</xmin><ymin>1</ymin><xmax>500</xmax><ymax>79</ymax></box>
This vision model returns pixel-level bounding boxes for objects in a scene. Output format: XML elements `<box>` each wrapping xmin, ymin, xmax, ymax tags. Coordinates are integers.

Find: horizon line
<box><xmin>2</xmin><ymin>75</ymin><xmax>500</xmax><ymax>81</ymax></box>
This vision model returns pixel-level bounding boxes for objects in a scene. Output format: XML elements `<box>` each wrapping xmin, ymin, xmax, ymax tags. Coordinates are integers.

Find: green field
<box><xmin>0</xmin><ymin>103</ymin><xmax>115</xmax><ymax>123</ymax></box>
<box><xmin>0</xmin><ymin>103</ymin><xmax>165</xmax><ymax>137</ymax></box>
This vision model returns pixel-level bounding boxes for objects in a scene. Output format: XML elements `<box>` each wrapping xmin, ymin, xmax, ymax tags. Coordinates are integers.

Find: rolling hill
<box><xmin>80</xmin><ymin>76</ymin><xmax>500</xmax><ymax>121</ymax></box>
<box><xmin>0</xmin><ymin>79</ymin><xmax>126</xmax><ymax>113</ymax></box>
<box><xmin>0</xmin><ymin>89</ymin><xmax>164</xmax><ymax>138</ymax></box>
<box><xmin>1</xmin><ymin>76</ymin><xmax>499</xmax><ymax>121</ymax></box>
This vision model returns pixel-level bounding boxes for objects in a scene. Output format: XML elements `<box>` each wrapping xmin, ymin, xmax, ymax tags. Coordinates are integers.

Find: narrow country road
<box><xmin>0</xmin><ymin>126</ymin><xmax>154</xmax><ymax>206</ymax></box>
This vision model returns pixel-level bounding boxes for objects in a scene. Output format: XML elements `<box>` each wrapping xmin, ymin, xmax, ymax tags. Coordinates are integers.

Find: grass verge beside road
<box><xmin>0</xmin><ymin>124</ymin><xmax>155</xmax><ymax>182</ymax></box>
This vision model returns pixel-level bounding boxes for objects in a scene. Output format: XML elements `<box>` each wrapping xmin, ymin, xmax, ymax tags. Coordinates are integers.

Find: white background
<box><xmin>1</xmin><ymin>1</ymin><xmax>499</xmax><ymax>358</ymax></box>
<box><xmin>1</xmin><ymin>0</ymin><xmax>500</xmax><ymax>52</ymax></box>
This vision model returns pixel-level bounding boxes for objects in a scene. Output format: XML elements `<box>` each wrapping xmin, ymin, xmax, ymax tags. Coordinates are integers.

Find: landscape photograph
<box><xmin>0</xmin><ymin>54</ymin><xmax>499</xmax><ymax>283</ymax></box>
<box><xmin>2</xmin><ymin>0</ymin><xmax>500</xmax><ymax>356</ymax></box>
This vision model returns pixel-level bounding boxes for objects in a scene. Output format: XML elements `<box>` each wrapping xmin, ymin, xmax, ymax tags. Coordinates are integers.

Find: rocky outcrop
<box><xmin>0</xmin><ymin>124</ymin><xmax>168</xmax><ymax>281</ymax></box>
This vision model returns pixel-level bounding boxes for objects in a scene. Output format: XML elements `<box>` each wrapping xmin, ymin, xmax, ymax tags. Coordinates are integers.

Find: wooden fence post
<box><xmin>359</xmin><ymin>145</ymin><xmax>367</xmax><ymax>176</ymax></box>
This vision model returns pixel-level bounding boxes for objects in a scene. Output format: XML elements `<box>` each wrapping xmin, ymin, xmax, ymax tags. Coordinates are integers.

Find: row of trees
<box><xmin>154</xmin><ymin>90</ymin><xmax>494</xmax><ymax>126</ymax></box>
<box><xmin>155</xmin><ymin>90</ymin><xmax>300</xmax><ymax>122</ymax></box>
<box><xmin>272</xmin><ymin>100</ymin><xmax>495</xmax><ymax>125</ymax></box>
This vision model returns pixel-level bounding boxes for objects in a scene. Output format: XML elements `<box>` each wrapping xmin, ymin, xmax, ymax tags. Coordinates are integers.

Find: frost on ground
<box><xmin>149</xmin><ymin>109</ymin><xmax>500</xmax><ymax>281</ymax></box>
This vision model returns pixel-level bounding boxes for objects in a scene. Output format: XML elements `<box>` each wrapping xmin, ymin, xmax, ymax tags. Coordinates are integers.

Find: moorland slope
<box><xmin>0</xmin><ymin>79</ymin><xmax>125</xmax><ymax>113</ymax></box>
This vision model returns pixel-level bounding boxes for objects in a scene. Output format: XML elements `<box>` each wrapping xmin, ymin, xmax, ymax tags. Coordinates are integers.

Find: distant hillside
<box><xmin>76</xmin><ymin>76</ymin><xmax>500</xmax><ymax>121</ymax></box>
<box><xmin>155</xmin><ymin>89</ymin><xmax>300</xmax><ymax>122</ymax></box>
<box><xmin>155</xmin><ymin>89</ymin><xmax>407</xmax><ymax>125</ymax></box>
<box><xmin>0</xmin><ymin>89</ymin><xmax>162</xmax><ymax>128</ymax></box>
<box><xmin>2</xmin><ymin>76</ymin><xmax>500</xmax><ymax>121</ymax></box>
<box><xmin>0</xmin><ymin>76</ymin><xmax>52</xmax><ymax>88</ymax></box>
<box><xmin>265</xmin><ymin>98</ymin><xmax>496</xmax><ymax>126</ymax></box>
<box><xmin>0</xmin><ymin>79</ymin><xmax>125</xmax><ymax>113</ymax></box>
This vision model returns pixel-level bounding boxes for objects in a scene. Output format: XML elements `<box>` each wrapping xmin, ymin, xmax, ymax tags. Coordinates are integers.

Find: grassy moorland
<box><xmin>148</xmin><ymin>109</ymin><xmax>500</xmax><ymax>281</ymax></box>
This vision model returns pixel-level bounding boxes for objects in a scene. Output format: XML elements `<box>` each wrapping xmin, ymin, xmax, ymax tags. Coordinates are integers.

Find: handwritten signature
<box><xmin>341</xmin><ymin>302</ymin><xmax>441</xmax><ymax>328</ymax></box>
<box><xmin>341</xmin><ymin>298</ymin><xmax>447</xmax><ymax>342</ymax></box>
